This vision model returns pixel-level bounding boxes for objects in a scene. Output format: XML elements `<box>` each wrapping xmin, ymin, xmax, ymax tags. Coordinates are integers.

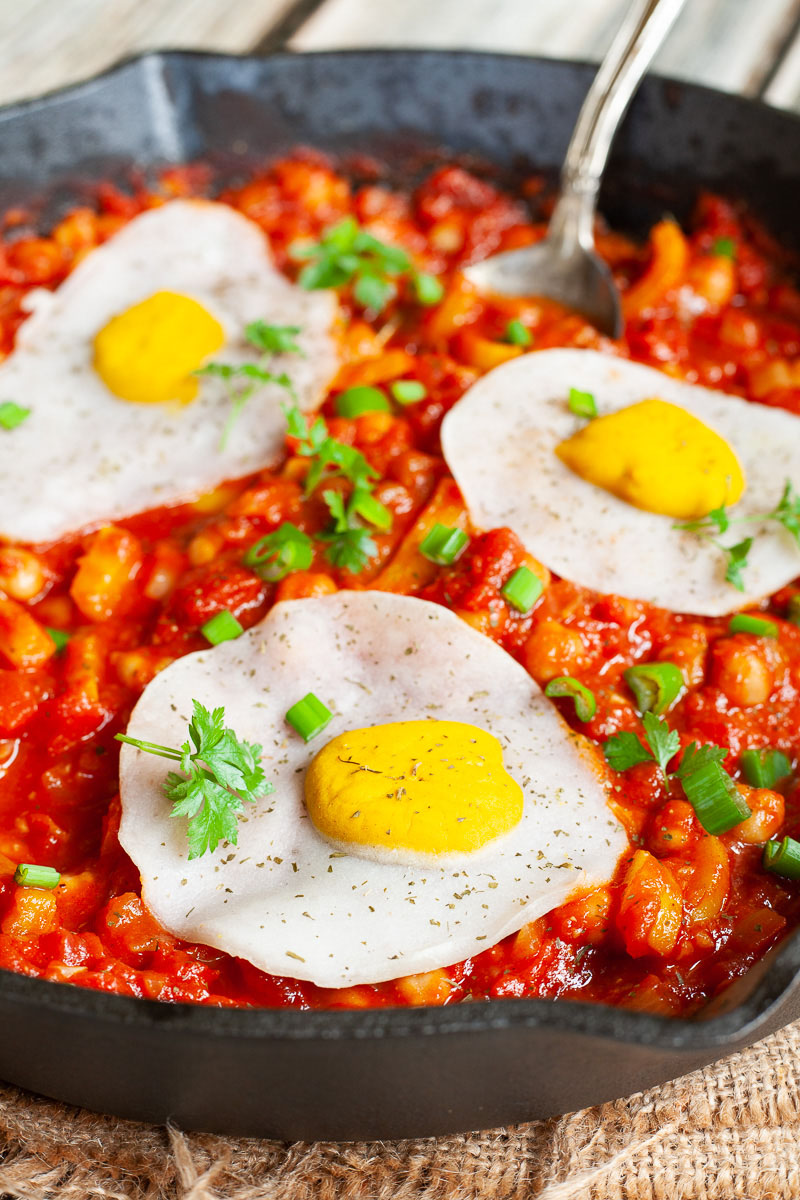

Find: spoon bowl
<box><xmin>464</xmin><ymin>203</ymin><xmax>623</xmax><ymax>338</ymax></box>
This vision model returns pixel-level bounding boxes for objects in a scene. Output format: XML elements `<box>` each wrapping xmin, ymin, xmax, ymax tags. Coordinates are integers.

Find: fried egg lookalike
<box><xmin>441</xmin><ymin>349</ymin><xmax>800</xmax><ymax>616</ymax></box>
<box><xmin>305</xmin><ymin>720</ymin><xmax>525</xmax><ymax>863</ymax></box>
<box><xmin>118</xmin><ymin>592</ymin><xmax>626</xmax><ymax>988</ymax></box>
<box><xmin>555</xmin><ymin>397</ymin><xmax>746</xmax><ymax>520</ymax></box>
<box><xmin>0</xmin><ymin>201</ymin><xmax>338</xmax><ymax>544</ymax></box>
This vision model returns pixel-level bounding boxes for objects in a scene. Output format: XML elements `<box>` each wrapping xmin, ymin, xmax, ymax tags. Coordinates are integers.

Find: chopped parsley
<box><xmin>319</xmin><ymin>491</ymin><xmax>379</xmax><ymax>574</ymax></box>
<box><xmin>243</xmin><ymin>321</ymin><xmax>303</xmax><ymax>355</ymax></box>
<box><xmin>604</xmin><ymin>713</ymin><xmax>729</xmax><ymax>786</ymax></box>
<box><xmin>603</xmin><ymin>713</ymin><xmax>744</xmax><ymax>832</ymax></box>
<box><xmin>116</xmin><ymin>701</ymin><xmax>273</xmax><ymax>859</ymax></box>
<box><xmin>672</xmin><ymin>741</ymin><xmax>729</xmax><ymax>781</ymax></box>
<box><xmin>282</xmin><ymin>401</ymin><xmax>391</xmax><ymax>574</ymax></box>
<box><xmin>675</xmin><ymin>479</ymin><xmax>800</xmax><ymax>590</ymax></box>
<box><xmin>289</xmin><ymin>216</ymin><xmax>443</xmax><ymax>313</ymax></box>
<box><xmin>196</xmin><ymin>322</ymin><xmax>302</xmax><ymax>449</ymax></box>
<box><xmin>603</xmin><ymin>712</ymin><xmax>680</xmax><ymax>784</ymax></box>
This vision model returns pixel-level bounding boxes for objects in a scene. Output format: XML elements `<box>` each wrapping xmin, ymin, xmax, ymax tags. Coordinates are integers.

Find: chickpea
<box><xmin>388</xmin><ymin>450</ymin><xmax>438</xmax><ymax>499</ymax></box>
<box><xmin>113</xmin><ymin>648</ymin><xmax>174</xmax><ymax>692</ymax></box>
<box><xmin>688</xmin><ymin>255</ymin><xmax>736</xmax><ymax>309</ymax></box>
<box><xmin>550</xmin><ymin>887</ymin><xmax>612</xmax><ymax>944</ymax></box>
<box><xmin>373</xmin><ymin>480</ymin><xmax>413</xmax><ymax>519</ymax></box>
<box><xmin>70</xmin><ymin>527</ymin><xmax>143</xmax><ymax>623</ymax></box>
<box><xmin>523</xmin><ymin>618</ymin><xmax>586</xmax><ymax>684</ymax></box>
<box><xmin>394</xmin><ymin>969</ymin><xmax>452</xmax><ymax>1006</ymax></box>
<box><xmin>749</xmin><ymin>359</ymin><xmax>797</xmax><ymax>400</ymax></box>
<box><xmin>275</xmin><ymin>572</ymin><xmax>337</xmax><ymax>603</ymax></box>
<box><xmin>0</xmin><ymin>547</ymin><xmax>46</xmax><ymax>602</ymax></box>
<box><xmin>429</xmin><ymin>216</ymin><xmax>465</xmax><ymax>254</ymax></box>
<box><xmin>2</xmin><ymin>889</ymin><xmax>59</xmax><ymax>936</ymax></box>
<box><xmin>53</xmin><ymin>207</ymin><xmax>97</xmax><ymax>253</ymax></box>
<box><xmin>511</xmin><ymin>917</ymin><xmax>546</xmax><ymax>961</ymax></box>
<box><xmin>8</xmin><ymin>238</ymin><xmax>63</xmax><ymax>283</ymax></box>
<box><xmin>710</xmin><ymin>637</ymin><xmax>773</xmax><ymax>707</ymax></box>
<box><xmin>0</xmin><ymin>594</ymin><xmax>56</xmax><ymax>668</ymax></box>
<box><xmin>325</xmin><ymin>987</ymin><xmax>375</xmax><ymax>1009</ymax></box>
<box><xmin>682</xmin><ymin>836</ymin><xmax>730</xmax><ymax>923</ymax></box>
<box><xmin>192</xmin><ymin>483</ymin><xmax>239</xmax><ymax>515</ymax></box>
<box><xmin>281</xmin><ymin>456</ymin><xmax>309</xmax><ymax>484</ymax></box>
<box><xmin>33</xmin><ymin>594</ymin><xmax>73</xmax><ymax>630</ymax></box>
<box><xmin>719</xmin><ymin>310</ymin><xmax>760</xmax><ymax>350</ymax></box>
<box><xmin>616</xmin><ymin>849</ymin><xmax>682</xmax><ymax>958</ymax></box>
<box><xmin>658</xmin><ymin>628</ymin><xmax>707</xmax><ymax>688</ymax></box>
<box><xmin>648</xmin><ymin>798</ymin><xmax>698</xmax><ymax>854</ymax></box>
<box><xmin>454</xmin><ymin>603</ymin><xmax>507</xmax><ymax>641</ymax></box>
<box><xmin>735</xmin><ymin>786</ymin><xmax>785</xmax><ymax>844</ymax></box>
<box><xmin>187</xmin><ymin>529</ymin><xmax>224</xmax><ymax>567</ymax></box>
<box><xmin>355</xmin><ymin>410</ymin><xmax>394</xmax><ymax>443</ymax></box>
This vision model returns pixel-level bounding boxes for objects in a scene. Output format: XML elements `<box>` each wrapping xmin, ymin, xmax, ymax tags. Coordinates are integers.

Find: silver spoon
<box><xmin>463</xmin><ymin>0</ymin><xmax>689</xmax><ymax>337</ymax></box>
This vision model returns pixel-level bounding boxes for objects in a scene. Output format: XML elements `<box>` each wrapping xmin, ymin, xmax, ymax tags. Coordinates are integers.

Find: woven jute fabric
<box><xmin>0</xmin><ymin>1020</ymin><xmax>799</xmax><ymax>1200</ymax></box>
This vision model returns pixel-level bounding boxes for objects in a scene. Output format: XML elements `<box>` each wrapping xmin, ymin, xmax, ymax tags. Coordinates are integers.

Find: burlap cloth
<box><xmin>0</xmin><ymin>1018</ymin><xmax>798</xmax><ymax>1200</ymax></box>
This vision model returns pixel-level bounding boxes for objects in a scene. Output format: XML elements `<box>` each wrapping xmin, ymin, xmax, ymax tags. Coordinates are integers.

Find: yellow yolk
<box><xmin>93</xmin><ymin>290</ymin><xmax>225</xmax><ymax>404</ymax></box>
<box><xmin>555</xmin><ymin>397</ymin><xmax>745</xmax><ymax>520</ymax></box>
<box><xmin>304</xmin><ymin>720</ymin><xmax>523</xmax><ymax>861</ymax></box>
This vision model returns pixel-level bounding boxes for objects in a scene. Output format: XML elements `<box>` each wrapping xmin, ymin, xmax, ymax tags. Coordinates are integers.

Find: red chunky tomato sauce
<box><xmin>0</xmin><ymin>155</ymin><xmax>799</xmax><ymax>1014</ymax></box>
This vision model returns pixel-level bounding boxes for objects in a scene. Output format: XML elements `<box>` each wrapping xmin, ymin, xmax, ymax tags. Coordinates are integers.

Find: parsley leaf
<box><xmin>642</xmin><ymin>711</ymin><xmax>681</xmax><ymax>777</ymax></box>
<box><xmin>604</xmin><ymin>708</ymin><xmax>738</xmax><ymax>824</ymax></box>
<box><xmin>319</xmin><ymin>521</ymin><xmax>378</xmax><ymax>573</ymax></box>
<box><xmin>675</xmin><ymin>478</ymin><xmax>800</xmax><ymax>590</ymax></box>
<box><xmin>116</xmin><ymin>701</ymin><xmax>273</xmax><ymax>859</ymax></box>
<box><xmin>196</xmin><ymin>323</ymin><xmax>301</xmax><ymax>448</ymax></box>
<box><xmin>245</xmin><ymin>321</ymin><xmax>303</xmax><ymax>356</ymax></box>
<box><xmin>676</xmin><ymin>505</ymin><xmax>730</xmax><ymax>535</ymax></box>
<box><xmin>280</xmin><ymin>402</ymin><xmax>390</xmax><ymax>573</ymax></box>
<box><xmin>603</xmin><ymin>731</ymin><xmax>655</xmax><ymax>773</ymax></box>
<box><xmin>289</xmin><ymin>217</ymin><xmax>442</xmax><ymax>314</ymax></box>
<box><xmin>771</xmin><ymin>479</ymin><xmax>800</xmax><ymax>546</ymax></box>
<box><xmin>353</xmin><ymin>271</ymin><xmax>396</xmax><ymax>313</ymax></box>
<box><xmin>318</xmin><ymin>489</ymin><xmax>379</xmax><ymax>573</ymax></box>
<box><xmin>674</xmin><ymin>741</ymin><xmax>729</xmax><ymax>782</ymax></box>
<box><xmin>282</xmin><ymin>401</ymin><xmax>378</xmax><ymax>495</ymax></box>
<box><xmin>706</xmin><ymin>505</ymin><xmax>730</xmax><ymax>535</ymax></box>
<box><xmin>723</xmin><ymin>537</ymin><xmax>753</xmax><ymax>591</ymax></box>
<box><xmin>603</xmin><ymin>712</ymin><xmax>680</xmax><ymax>784</ymax></box>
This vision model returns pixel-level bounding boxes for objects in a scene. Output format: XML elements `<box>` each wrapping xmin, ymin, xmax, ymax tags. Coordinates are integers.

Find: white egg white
<box><xmin>0</xmin><ymin>200</ymin><xmax>338</xmax><ymax>544</ymax></box>
<box><xmin>441</xmin><ymin>348</ymin><xmax>800</xmax><ymax>616</ymax></box>
<box><xmin>118</xmin><ymin>592</ymin><xmax>627</xmax><ymax>988</ymax></box>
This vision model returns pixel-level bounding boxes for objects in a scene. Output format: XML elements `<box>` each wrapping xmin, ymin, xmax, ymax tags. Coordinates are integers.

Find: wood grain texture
<box><xmin>0</xmin><ymin>0</ymin><xmax>295</xmax><ymax>106</ymax></box>
<box><xmin>1</xmin><ymin>0</ymin><xmax>800</xmax><ymax>109</ymax></box>
<box><xmin>293</xmin><ymin>0</ymin><xmax>800</xmax><ymax>106</ymax></box>
<box><xmin>764</xmin><ymin>13</ymin><xmax>800</xmax><ymax>107</ymax></box>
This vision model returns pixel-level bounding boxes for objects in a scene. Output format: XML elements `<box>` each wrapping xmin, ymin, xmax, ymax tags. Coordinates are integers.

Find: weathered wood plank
<box><xmin>763</xmin><ymin>17</ymin><xmax>800</xmax><ymax>108</ymax></box>
<box><xmin>0</xmin><ymin>0</ymin><xmax>296</xmax><ymax>106</ymax></box>
<box><xmin>293</xmin><ymin>0</ymin><xmax>800</xmax><ymax>102</ymax></box>
<box><xmin>2</xmin><ymin>0</ymin><xmax>800</xmax><ymax>113</ymax></box>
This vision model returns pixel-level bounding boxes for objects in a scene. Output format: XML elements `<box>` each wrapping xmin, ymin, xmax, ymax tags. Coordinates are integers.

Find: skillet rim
<box><xmin>2</xmin><ymin>43</ymin><xmax>800</xmax><ymax>128</ymax></box>
<box><xmin>0</xmin><ymin>45</ymin><xmax>799</xmax><ymax>1058</ymax></box>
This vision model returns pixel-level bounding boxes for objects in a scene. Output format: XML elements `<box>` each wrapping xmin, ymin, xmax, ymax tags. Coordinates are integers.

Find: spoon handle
<box><xmin>549</xmin><ymin>0</ymin><xmax>688</xmax><ymax>251</ymax></box>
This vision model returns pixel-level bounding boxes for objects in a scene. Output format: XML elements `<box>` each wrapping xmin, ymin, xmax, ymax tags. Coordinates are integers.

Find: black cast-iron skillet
<box><xmin>0</xmin><ymin>50</ymin><xmax>799</xmax><ymax>1141</ymax></box>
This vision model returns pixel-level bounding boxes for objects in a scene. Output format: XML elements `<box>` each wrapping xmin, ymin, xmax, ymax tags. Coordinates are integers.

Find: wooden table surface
<box><xmin>2</xmin><ymin>0</ymin><xmax>800</xmax><ymax>113</ymax></box>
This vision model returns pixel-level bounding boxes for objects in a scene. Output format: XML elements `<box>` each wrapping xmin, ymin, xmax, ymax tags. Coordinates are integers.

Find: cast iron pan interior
<box><xmin>0</xmin><ymin>50</ymin><xmax>799</xmax><ymax>1140</ymax></box>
